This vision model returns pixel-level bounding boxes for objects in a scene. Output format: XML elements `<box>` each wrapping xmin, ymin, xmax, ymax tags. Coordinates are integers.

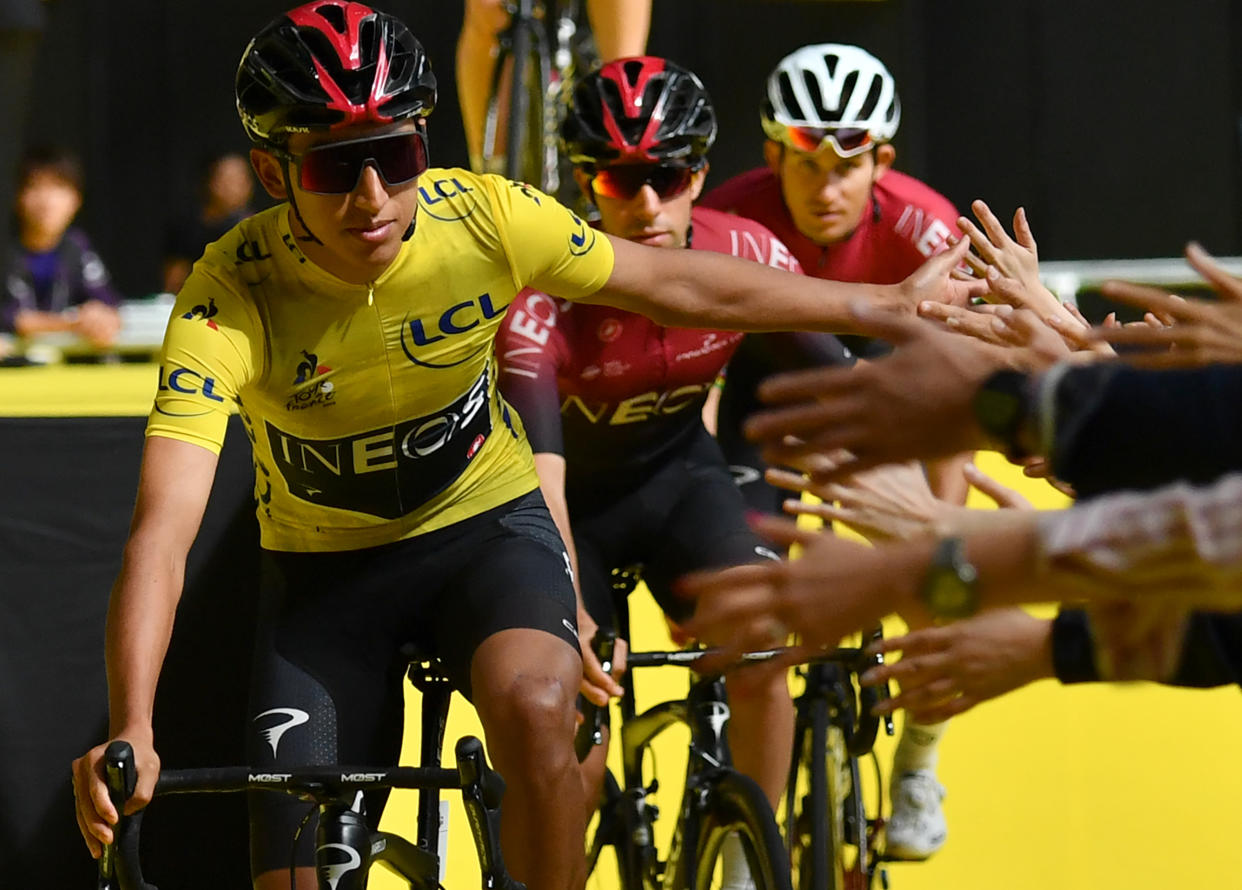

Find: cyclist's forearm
<box><xmin>105</xmin><ymin>541</ymin><xmax>187</xmax><ymax>737</ymax></box>
<box><xmin>532</xmin><ymin>452</ymin><xmax>583</xmax><ymax>603</ymax></box>
<box><xmin>597</xmin><ymin>236</ymin><xmax>893</xmax><ymax>336</ymax></box>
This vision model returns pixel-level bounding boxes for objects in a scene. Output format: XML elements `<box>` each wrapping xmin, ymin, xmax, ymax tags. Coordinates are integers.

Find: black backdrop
<box><xmin>19</xmin><ymin>0</ymin><xmax>1242</xmax><ymax>298</ymax></box>
<box><xmin>0</xmin><ymin>416</ymin><xmax>260</xmax><ymax>888</ymax></box>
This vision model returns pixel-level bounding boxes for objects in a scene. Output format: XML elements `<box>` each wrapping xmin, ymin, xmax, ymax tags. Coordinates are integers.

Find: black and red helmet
<box><xmin>561</xmin><ymin>56</ymin><xmax>717</xmax><ymax>167</ymax></box>
<box><xmin>236</xmin><ymin>1</ymin><xmax>437</xmax><ymax>146</ymax></box>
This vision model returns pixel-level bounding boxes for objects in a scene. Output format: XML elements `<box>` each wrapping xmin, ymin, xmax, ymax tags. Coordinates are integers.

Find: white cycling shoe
<box><xmin>884</xmin><ymin>770</ymin><xmax>947</xmax><ymax>861</ymax></box>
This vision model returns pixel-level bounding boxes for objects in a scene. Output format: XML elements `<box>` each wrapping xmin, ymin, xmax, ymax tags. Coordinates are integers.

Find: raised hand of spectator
<box><xmin>768</xmin><ymin>459</ymin><xmax>1031</xmax><ymax>544</ymax></box>
<box><xmin>860</xmin><ymin>608</ymin><xmax>1054</xmax><ymax>723</ymax></box>
<box><xmin>678</xmin><ymin>514</ymin><xmax>933</xmax><ymax>668</ymax></box>
<box><xmin>956</xmin><ymin>200</ymin><xmax>1081</xmax><ymax>325</ymax></box>
<box><xmin>917</xmin><ymin>302</ymin><xmax>1080</xmax><ymax>367</ymax></box>
<box><xmin>745</xmin><ymin>303</ymin><xmax>1007</xmax><ymax>482</ymax></box>
<box><xmin>1093</xmin><ymin>243</ymin><xmax>1242</xmax><ymax>367</ymax></box>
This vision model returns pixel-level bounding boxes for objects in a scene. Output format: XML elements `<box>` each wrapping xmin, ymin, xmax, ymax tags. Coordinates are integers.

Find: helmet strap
<box><xmin>402</xmin><ymin>210</ymin><xmax>417</xmax><ymax>242</ymax></box>
<box><xmin>279</xmin><ymin>159</ymin><xmax>323</xmax><ymax>246</ymax></box>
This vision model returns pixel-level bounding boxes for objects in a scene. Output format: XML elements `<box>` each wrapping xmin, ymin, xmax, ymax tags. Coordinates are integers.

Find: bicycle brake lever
<box><xmin>574</xmin><ymin>630</ymin><xmax>616</xmax><ymax>761</ymax></box>
<box><xmin>456</xmin><ymin>736</ymin><xmax>521</xmax><ymax>890</ymax></box>
<box><xmin>98</xmin><ymin>741</ymin><xmax>137</xmax><ymax>887</ymax></box>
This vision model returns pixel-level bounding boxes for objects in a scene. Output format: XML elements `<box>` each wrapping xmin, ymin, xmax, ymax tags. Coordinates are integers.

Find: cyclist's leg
<box><xmin>584</xmin><ymin>0</ymin><xmax>651</xmax><ymax>60</ymax></box>
<box><xmin>248</xmin><ymin>548</ymin><xmax>425</xmax><ymax>890</ymax></box>
<box><xmin>436</xmin><ymin>491</ymin><xmax>587</xmax><ymax>890</ymax></box>
<box><xmin>886</xmin><ymin>609</ymin><xmax>950</xmax><ymax>860</ymax></box>
<box><xmin>457</xmin><ymin>0</ymin><xmax>512</xmax><ymax>170</ymax></box>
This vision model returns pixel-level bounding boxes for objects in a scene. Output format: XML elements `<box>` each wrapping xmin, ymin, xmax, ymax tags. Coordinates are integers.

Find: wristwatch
<box><xmin>972</xmin><ymin>368</ymin><xmax>1034</xmax><ymax>459</ymax></box>
<box><xmin>919</xmin><ymin>537</ymin><xmax>979</xmax><ymax>620</ymax></box>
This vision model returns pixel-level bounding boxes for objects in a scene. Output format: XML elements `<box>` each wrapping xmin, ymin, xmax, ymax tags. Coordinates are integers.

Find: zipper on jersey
<box><xmin>368</xmin><ymin>283</ymin><xmax>375</xmax><ymax>306</ymax></box>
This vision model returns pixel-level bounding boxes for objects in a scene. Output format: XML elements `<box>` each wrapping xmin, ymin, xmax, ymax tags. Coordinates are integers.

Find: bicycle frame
<box><xmin>585</xmin><ymin>645</ymin><xmax>764</xmax><ymax>890</ymax></box>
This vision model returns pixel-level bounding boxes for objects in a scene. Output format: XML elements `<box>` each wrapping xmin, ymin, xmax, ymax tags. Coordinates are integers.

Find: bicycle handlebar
<box><xmin>97</xmin><ymin>737</ymin><xmax>517</xmax><ymax>890</ymax></box>
<box><xmin>572</xmin><ymin>630</ymin><xmax>894</xmax><ymax>764</ymax></box>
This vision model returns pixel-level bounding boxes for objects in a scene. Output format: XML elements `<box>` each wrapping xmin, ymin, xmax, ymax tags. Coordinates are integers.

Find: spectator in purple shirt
<box><xmin>2</xmin><ymin>145</ymin><xmax>122</xmax><ymax>348</ymax></box>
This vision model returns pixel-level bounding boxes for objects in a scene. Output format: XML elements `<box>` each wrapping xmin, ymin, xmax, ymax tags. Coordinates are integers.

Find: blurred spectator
<box><xmin>0</xmin><ymin>0</ymin><xmax>46</xmax><ymax>257</ymax></box>
<box><xmin>1</xmin><ymin>145</ymin><xmax>122</xmax><ymax>351</ymax></box>
<box><xmin>162</xmin><ymin>151</ymin><xmax>255</xmax><ymax>294</ymax></box>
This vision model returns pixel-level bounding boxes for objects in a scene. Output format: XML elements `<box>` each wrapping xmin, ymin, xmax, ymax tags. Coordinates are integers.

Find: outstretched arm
<box><xmin>681</xmin><ymin>471</ymin><xmax>1242</xmax><ymax>669</ymax></box>
<box><xmin>592</xmin><ymin>233</ymin><xmax>984</xmax><ymax>336</ymax></box>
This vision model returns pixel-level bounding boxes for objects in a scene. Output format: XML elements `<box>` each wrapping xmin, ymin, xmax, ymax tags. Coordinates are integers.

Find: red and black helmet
<box><xmin>561</xmin><ymin>56</ymin><xmax>717</xmax><ymax>167</ymax></box>
<box><xmin>236</xmin><ymin>1</ymin><xmax>437</xmax><ymax>146</ymax></box>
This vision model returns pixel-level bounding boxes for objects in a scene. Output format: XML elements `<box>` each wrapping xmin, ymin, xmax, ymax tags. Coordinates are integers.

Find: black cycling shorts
<box><xmin>245</xmin><ymin>490</ymin><xmax>577</xmax><ymax>879</ymax></box>
<box><xmin>569</xmin><ymin>428</ymin><xmax>776</xmax><ymax>638</ymax></box>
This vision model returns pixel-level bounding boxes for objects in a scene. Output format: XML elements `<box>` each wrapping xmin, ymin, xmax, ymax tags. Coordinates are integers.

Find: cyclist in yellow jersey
<box><xmin>70</xmin><ymin>4</ymin><xmax>981</xmax><ymax>890</ymax></box>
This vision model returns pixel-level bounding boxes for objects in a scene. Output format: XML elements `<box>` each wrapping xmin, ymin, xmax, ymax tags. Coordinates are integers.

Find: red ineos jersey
<box><xmin>700</xmin><ymin>167</ymin><xmax>958</xmax><ymax>284</ymax></box>
<box><xmin>497</xmin><ymin>206</ymin><xmax>800</xmax><ymax>488</ymax></box>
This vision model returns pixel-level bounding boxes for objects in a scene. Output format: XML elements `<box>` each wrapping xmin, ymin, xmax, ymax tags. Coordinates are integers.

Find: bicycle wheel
<box><xmin>789</xmin><ymin>698</ymin><xmax>869</xmax><ymax>890</ymax></box>
<box><xmin>690</xmin><ymin>771</ymin><xmax>793</xmax><ymax>890</ymax></box>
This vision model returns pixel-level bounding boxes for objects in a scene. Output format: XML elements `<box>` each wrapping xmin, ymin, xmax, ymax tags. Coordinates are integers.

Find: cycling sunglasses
<box><xmin>590</xmin><ymin>163</ymin><xmax>698</xmax><ymax>201</ymax></box>
<box><xmin>783</xmin><ymin>126</ymin><xmax>874</xmax><ymax>158</ymax></box>
<box><xmin>281</xmin><ymin>131</ymin><xmax>430</xmax><ymax>195</ymax></box>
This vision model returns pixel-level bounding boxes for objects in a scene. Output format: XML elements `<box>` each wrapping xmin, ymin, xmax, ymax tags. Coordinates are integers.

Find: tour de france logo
<box><xmin>287</xmin><ymin>349</ymin><xmax>336</xmax><ymax>411</ymax></box>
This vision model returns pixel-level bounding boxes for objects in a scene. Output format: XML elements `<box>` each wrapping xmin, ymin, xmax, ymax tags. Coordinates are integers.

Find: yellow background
<box><xmin>7</xmin><ymin>366</ymin><xmax>1240</xmax><ymax>888</ymax></box>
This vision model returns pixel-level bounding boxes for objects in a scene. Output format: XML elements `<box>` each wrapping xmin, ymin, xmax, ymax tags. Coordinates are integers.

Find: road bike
<box><xmin>576</xmin><ymin>630</ymin><xmax>794</xmax><ymax>890</ymax></box>
<box><xmin>784</xmin><ymin>630</ymin><xmax>894</xmax><ymax>890</ymax></box>
<box><xmin>481</xmin><ymin>0</ymin><xmax>595</xmax><ymax>199</ymax></box>
<box><xmin>97</xmin><ymin>659</ymin><xmax>524</xmax><ymax>890</ymax></box>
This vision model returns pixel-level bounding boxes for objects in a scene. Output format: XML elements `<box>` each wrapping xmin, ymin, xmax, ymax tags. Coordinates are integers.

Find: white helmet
<box><xmin>761</xmin><ymin>43</ymin><xmax>900</xmax><ymax>153</ymax></box>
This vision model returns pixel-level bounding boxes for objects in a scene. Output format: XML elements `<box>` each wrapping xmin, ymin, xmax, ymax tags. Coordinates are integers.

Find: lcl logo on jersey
<box><xmin>287</xmin><ymin>349</ymin><xmax>336</xmax><ymax>411</ymax></box>
<box><xmin>419</xmin><ymin>175</ymin><xmax>478</xmax><ymax>221</ymax></box>
<box><xmin>566</xmin><ymin>209</ymin><xmax>596</xmax><ymax>257</ymax></box>
<box><xmin>235</xmin><ymin>240</ymin><xmax>272</xmax><ymax>265</ymax></box>
<box><xmin>156</xmin><ymin>362</ymin><xmax>227</xmax><ymax>402</ymax></box>
<box><xmin>401</xmin><ymin>293</ymin><xmax>510</xmax><ymax>368</ymax></box>
<box><xmin>181</xmin><ymin>298</ymin><xmax>219</xmax><ymax>330</ymax></box>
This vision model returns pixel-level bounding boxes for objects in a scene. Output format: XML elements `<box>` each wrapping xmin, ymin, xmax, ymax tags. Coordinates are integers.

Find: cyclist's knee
<box><xmin>479</xmin><ymin>673</ymin><xmax>578</xmax><ymax>765</ymax></box>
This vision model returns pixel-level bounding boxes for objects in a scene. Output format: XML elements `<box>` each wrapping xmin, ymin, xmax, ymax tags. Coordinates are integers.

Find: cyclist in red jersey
<box><xmin>496</xmin><ymin>57</ymin><xmax>848</xmax><ymax>889</ymax></box>
<box><xmin>700</xmin><ymin>44</ymin><xmax>962</xmax><ymax>862</ymax></box>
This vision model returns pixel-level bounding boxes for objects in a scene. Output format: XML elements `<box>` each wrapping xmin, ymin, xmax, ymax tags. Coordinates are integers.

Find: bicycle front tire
<box><xmin>790</xmin><ymin>697</ymin><xmax>868</xmax><ymax>890</ymax></box>
<box><xmin>691</xmin><ymin>771</ymin><xmax>793</xmax><ymax>890</ymax></box>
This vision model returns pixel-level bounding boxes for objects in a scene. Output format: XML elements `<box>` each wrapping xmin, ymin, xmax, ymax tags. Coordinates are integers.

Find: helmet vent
<box><xmin>316</xmin><ymin>2</ymin><xmax>346</xmax><ymax>32</ymax></box>
<box><xmin>621</xmin><ymin>59</ymin><xmax>646</xmax><ymax>87</ymax></box>
<box><xmin>858</xmin><ymin>75</ymin><xmax>883</xmax><ymax>123</ymax></box>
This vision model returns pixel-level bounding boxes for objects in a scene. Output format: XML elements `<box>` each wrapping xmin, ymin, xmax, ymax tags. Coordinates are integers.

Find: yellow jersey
<box><xmin>147</xmin><ymin>170</ymin><xmax>615</xmax><ymax>551</ymax></box>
